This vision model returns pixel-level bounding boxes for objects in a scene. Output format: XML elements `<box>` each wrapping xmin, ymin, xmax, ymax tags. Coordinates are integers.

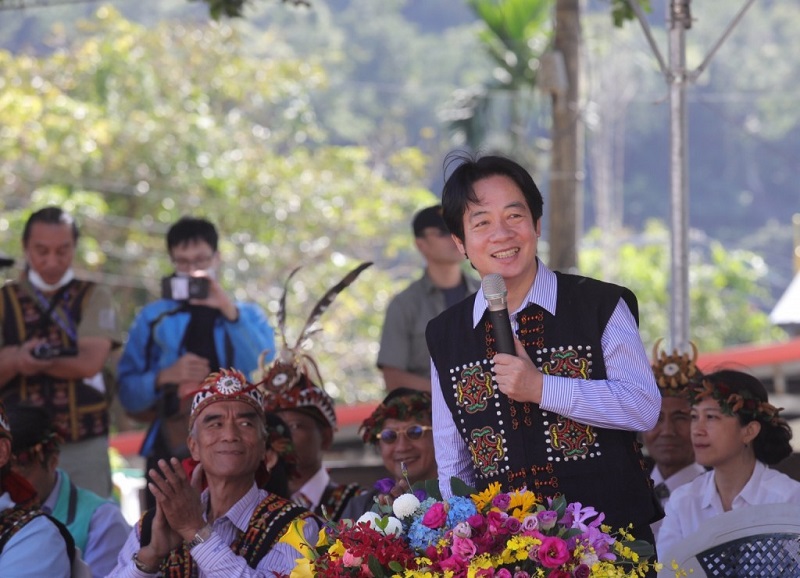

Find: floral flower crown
<box><xmin>359</xmin><ymin>391</ymin><xmax>432</xmax><ymax>444</ymax></box>
<box><xmin>688</xmin><ymin>378</ymin><xmax>783</xmax><ymax>425</ymax></box>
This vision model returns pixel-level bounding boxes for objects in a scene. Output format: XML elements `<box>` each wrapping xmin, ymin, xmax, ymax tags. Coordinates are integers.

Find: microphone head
<box><xmin>481</xmin><ymin>273</ymin><xmax>507</xmax><ymax>300</ymax></box>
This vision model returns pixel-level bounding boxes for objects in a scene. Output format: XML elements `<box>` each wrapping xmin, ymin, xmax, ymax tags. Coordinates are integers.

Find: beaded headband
<box><xmin>688</xmin><ymin>377</ymin><xmax>783</xmax><ymax>426</ymax></box>
<box><xmin>359</xmin><ymin>391</ymin><xmax>432</xmax><ymax>444</ymax></box>
<box><xmin>651</xmin><ymin>339</ymin><xmax>701</xmax><ymax>397</ymax></box>
<box><xmin>189</xmin><ymin>368</ymin><xmax>265</xmax><ymax>430</ymax></box>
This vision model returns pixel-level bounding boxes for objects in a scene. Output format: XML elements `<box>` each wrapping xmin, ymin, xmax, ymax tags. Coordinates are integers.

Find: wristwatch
<box><xmin>185</xmin><ymin>524</ymin><xmax>212</xmax><ymax>550</ymax></box>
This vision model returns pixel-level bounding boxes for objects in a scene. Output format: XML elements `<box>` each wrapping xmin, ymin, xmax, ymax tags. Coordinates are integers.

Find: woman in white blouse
<box><xmin>657</xmin><ymin>369</ymin><xmax>800</xmax><ymax>561</ymax></box>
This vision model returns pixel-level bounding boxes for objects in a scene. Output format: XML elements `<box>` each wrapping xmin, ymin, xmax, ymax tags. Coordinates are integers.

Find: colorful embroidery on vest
<box><xmin>539</xmin><ymin>346</ymin><xmax>591</xmax><ymax>379</ymax></box>
<box><xmin>454</xmin><ymin>362</ymin><xmax>493</xmax><ymax>414</ymax></box>
<box><xmin>468</xmin><ymin>425</ymin><xmax>505</xmax><ymax>477</ymax></box>
<box><xmin>319</xmin><ymin>483</ymin><xmax>362</xmax><ymax>521</ymax></box>
<box><xmin>537</xmin><ymin>346</ymin><xmax>600</xmax><ymax>462</ymax></box>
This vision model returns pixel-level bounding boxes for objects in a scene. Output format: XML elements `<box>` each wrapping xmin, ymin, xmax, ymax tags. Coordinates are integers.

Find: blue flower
<box><xmin>447</xmin><ymin>496</ymin><xmax>478</xmax><ymax>527</ymax></box>
<box><xmin>407</xmin><ymin>517</ymin><xmax>444</xmax><ymax>550</ymax></box>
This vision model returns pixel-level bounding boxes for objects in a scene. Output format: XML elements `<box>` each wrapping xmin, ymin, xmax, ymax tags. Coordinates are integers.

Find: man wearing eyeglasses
<box><xmin>117</xmin><ymin>217</ymin><xmax>275</xmax><ymax>507</ymax></box>
<box><xmin>377</xmin><ymin>205</ymin><xmax>479</xmax><ymax>393</ymax></box>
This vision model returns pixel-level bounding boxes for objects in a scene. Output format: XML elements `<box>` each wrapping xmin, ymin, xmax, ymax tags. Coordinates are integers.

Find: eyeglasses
<box><xmin>172</xmin><ymin>254</ymin><xmax>215</xmax><ymax>270</ymax></box>
<box><xmin>376</xmin><ymin>425</ymin><xmax>433</xmax><ymax>444</ymax></box>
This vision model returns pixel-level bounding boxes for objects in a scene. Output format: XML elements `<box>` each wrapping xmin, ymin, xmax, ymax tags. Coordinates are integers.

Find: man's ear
<box><xmin>0</xmin><ymin>438</ymin><xmax>11</xmax><ymax>469</ymax></box>
<box><xmin>264</xmin><ymin>449</ymin><xmax>279</xmax><ymax>473</ymax></box>
<box><xmin>188</xmin><ymin>434</ymin><xmax>201</xmax><ymax>462</ymax></box>
<box><xmin>452</xmin><ymin>234</ymin><xmax>466</xmax><ymax>256</ymax></box>
<box><xmin>321</xmin><ymin>426</ymin><xmax>334</xmax><ymax>452</ymax></box>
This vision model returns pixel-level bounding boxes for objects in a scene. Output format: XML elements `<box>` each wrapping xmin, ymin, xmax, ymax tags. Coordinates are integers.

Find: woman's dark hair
<box><xmin>700</xmin><ymin>369</ymin><xmax>793</xmax><ymax>465</ymax></box>
<box><xmin>440</xmin><ymin>152</ymin><xmax>544</xmax><ymax>243</ymax></box>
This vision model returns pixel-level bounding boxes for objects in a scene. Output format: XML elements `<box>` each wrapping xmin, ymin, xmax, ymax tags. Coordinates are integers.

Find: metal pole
<box><xmin>668</xmin><ymin>0</ymin><xmax>691</xmax><ymax>353</ymax></box>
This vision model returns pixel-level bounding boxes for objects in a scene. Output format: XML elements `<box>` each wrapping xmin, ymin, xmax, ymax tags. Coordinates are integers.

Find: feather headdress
<box><xmin>258</xmin><ymin>261</ymin><xmax>373</xmax><ymax>429</ymax></box>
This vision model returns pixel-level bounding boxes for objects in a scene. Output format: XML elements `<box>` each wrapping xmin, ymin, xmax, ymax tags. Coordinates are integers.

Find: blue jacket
<box><xmin>117</xmin><ymin>299</ymin><xmax>275</xmax><ymax>414</ymax></box>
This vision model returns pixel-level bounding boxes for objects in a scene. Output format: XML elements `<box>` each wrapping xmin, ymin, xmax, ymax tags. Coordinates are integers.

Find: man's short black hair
<box><xmin>22</xmin><ymin>207</ymin><xmax>79</xmax><ymax>245</ymax></box>
<box><xmin>166</xmin><ymin>217</ymin><xmax>218</xmax><ymax>252</ymax></box>
<box><xmin>441</xmin><ymin>152</ymin><xmax>544</xmax><ymax>243</ymax></box>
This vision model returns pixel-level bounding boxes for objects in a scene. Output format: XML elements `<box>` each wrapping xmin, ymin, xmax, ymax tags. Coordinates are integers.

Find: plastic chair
<box><xmin>657</xmin><ymin>502</ymin><xmax>800</xmax><ymax>577</ymax></box>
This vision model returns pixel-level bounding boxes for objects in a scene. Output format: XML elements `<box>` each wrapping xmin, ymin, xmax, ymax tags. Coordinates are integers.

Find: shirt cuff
<box><xmin>539</xmin><ymin>373</ymin><xmax>572</xmax><ymax>417</ymax></box>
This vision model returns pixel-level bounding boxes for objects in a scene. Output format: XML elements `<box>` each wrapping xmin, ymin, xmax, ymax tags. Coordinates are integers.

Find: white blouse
<box><xmin>657</xmin><ymin>460</ymin><xmax>800</xmax><ymax>561</ymax></box>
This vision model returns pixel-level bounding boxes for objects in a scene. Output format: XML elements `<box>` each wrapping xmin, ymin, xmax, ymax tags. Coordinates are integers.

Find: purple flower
<box><xmin>574</xmin><ymin>564</ymin><xmax>591</xmax><ymax>578</ymax></box>
<box><xmin>504</xmin><ymin>516</ymin><xmax>522</xmax><ymax>533</ymax></box>
<box><xmin>374</xmin><ymin>477</ymin><xmax>395</xmax><ymax>494</ymax></box>
<box><xmin>495</xmin><ymin>570</ymin><xmax>513</xmax><ymax>578</ymax></box>
<box><xmin>513</xmin><ymin>572</ymin><xmax>530</xmax><ymax>578</ymax></box>
<box><xmin>537</xmin><ymin>510</ymin><xmax>559</xmax><ymax>531</ymax></box>
<box><xmin>491</xmin><ymin>493</ymin><xmax>511</xmax><ymax>510</ymax></box>
<box><xmin>414</xmin><ymin>488</ymin><xmax>428</xmax><ymax>502</ymax></box>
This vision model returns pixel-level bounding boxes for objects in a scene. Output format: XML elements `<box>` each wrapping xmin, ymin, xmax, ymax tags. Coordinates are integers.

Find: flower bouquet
<box><xmin>288</xmin><ymin>476</ymin><xmax>659</xmax><ymax>578</ymax></box>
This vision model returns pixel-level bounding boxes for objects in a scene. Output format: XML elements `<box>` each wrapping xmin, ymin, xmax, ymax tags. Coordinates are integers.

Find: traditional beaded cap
<box><xmin>257</xmin><ymin>262</ymin><xmax>372</xmax><ymax>431</ymax></box>
<box><xmin>651</xmin><ymin>339</ymin><xmax>702</xmax><ymax>397</ymax></box>
<box><xmin>189</xmin><ymin>368</ymin><xmax>265</xmax><ymax>430</ymax></box>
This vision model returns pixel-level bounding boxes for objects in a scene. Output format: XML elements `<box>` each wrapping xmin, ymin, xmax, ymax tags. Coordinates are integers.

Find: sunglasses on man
<box><xmin>376</xmin><ymin>424</ymin><xmax>433</xmax><ymax>444</ymax></box>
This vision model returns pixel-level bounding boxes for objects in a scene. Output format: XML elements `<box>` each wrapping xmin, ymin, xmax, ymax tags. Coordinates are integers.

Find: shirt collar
<box><xmin>293</xmin><ymin>467</ymin><xmax>330</xmax><ymax>508</ymax></box>
<box><xmin>41</xmin><ymin>470</ymin><xmax>63</xmax><ymax>514</ymax></box>
<box><xmin>202</xmin><ymin>482</ymin><xmax>261</xmax><ymax>533</ymax></box>
<box><xmin>700</xmin><ymin>461</ymin><xmax>766</xmax><ymax>511</ymax></box>
<box><xmin>471</xmin><ymin>258</ymin><xmax>556</xmax><ymax>328</ymax></box>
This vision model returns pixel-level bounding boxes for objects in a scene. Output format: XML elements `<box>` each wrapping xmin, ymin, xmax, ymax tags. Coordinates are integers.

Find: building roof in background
<box><xmin>771</xmin><ymin>272</ymin><xmax>800</xmax><ymax>327</ymax></box>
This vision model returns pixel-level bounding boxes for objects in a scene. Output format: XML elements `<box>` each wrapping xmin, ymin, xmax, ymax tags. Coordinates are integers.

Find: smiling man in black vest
<box><xmin>426</xmin><ymin>153</ymin><xmax>662</xmax><ymax>548</ymax></box>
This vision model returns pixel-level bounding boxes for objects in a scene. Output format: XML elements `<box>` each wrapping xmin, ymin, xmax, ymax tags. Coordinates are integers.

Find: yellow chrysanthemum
<box><xmin>471</xmin><ymin>481</ymin><xmax>502</xmax><ymax>511</ymax></box>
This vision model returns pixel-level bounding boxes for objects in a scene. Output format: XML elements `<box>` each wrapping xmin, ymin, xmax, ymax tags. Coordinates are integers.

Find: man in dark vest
<box><xmin>108</xmin><ymin>368</ymin><xmax>318</xmax><ymax>577</ymax></box>
<box><xmin>426</xmin><ymin>154</ymin><xmax>662</xmax><ymax>546</ymax></box>
<box><xmin>0</xmin><ymin>207</ymin><xmax>120</xmax><ymax>497</ymax></box>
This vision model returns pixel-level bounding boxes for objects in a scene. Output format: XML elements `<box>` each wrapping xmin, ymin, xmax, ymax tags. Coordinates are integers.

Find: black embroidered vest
<box><xmin>426</xmin><ymin>272</ymin><xmax>657</xmax><ymax>530</ymax></box>
<box><xmin>138</xmin><ymin>493</ymin><xmax>314</xmax><ymax>577</ymax></box>
<box><xmin>0</xmin><ymin>280</ymin><xmax>108</xmax><ymax>443</ymax></box>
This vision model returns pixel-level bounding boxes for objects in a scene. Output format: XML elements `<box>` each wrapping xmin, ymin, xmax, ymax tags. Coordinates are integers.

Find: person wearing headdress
<box><xmin>258</xmin><ymin>262</ymin><xmax>372</xmax><ymax>522</ymax></box>
<box><xmin>341</xmin><ymin>387</ymin><xmax>437</xmax><ymax>520</ymax></box>
<box><xmin>644</xmin><ymin>341</ymin><xmax>707</xmax><ymax>540</ymax></box>
<box><xmin>657</xmin><ymin>369</ymin><xmax>800</xmax><ymax>561</ymax></box>
<box><xmin>108</xmin><ymin>368</ymin><xmax>319</xmax><ymax>578</ymax></box>
<box><xmin>0</xmin><ymin>400</ymin><xmax>73</xmax><ymax>576</ymax></box>
<box><xmin>7</xmin><ymin>403</ymin><xmax>130</xmax><ymax>578</ymax></box>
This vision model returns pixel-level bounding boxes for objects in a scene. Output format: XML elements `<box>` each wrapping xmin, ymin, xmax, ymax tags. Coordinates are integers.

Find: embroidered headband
<box><xmin>189</xmin><ymin>368</ymin><xmax>265</xmax><ymax>430</ymax></box>
<box><xmin>257</xmin><ymin>262</ymin><xmax>372</xmax><ymax>431</ymax></box>
<box><xmin>359</xmin><ymin>389</ymin><xmax>432</xmax><ymax>444</ymax></box>
<box><xmin>688</xmin><ymin>376</ymin><xmax>783</xmax><ymax>426</ymax></box>
<box><xmin>651</xmin><ymin>339</ymin><xmax>702</xmax><ymax>398</ymax></box>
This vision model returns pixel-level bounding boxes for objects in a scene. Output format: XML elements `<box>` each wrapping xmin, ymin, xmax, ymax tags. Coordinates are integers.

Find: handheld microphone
<box><xmin>481</xmin><ymin>273</ymin><xmax>516</xmax><ymax>356</ymax></box>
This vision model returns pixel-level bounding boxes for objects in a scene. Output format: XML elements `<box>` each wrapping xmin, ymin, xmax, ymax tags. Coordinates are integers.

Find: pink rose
<box><xmin>546</xmin><ymin>571</ymin><xmax>570</xmax><ymax>578</ymax></box>
<box><xmin>538</xmin><ymin>536</ymin><xmax>571</xmax><ymax>568</ymax></box>
<box><xmin>513</xmin><ymin>572</ymin><xmax>530</xmax><ymax>578</ymax></box>
<box><xmin>451</xmin><ymin>536</ymin><xmax>477</xmax><ymax>560</ymax></box>
<box><xmin>486</xmin><ymin>510</ymin><xmax>507</xmax><ymax>534</ymax></box>
<box><xmin>495</xmin><ymin>570</ymin><xmax>513</xmax><ymax>578</ymax></box>
<box><xmin>422</xmin><ymin>502</ymin><xmax>448</xmax><ymax>529</ymax></box>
